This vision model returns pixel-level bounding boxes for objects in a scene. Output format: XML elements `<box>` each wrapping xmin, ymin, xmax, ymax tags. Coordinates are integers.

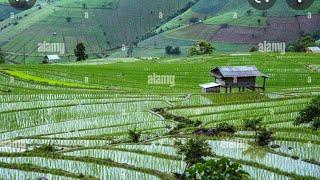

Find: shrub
<box><xmin>243</xmin><ymin>117</ymin><xmax>263</xmax><ymax>131</ymax></box>
<box><xmin>312</xmin><ymin>116</ymin><xmax>320</xmax><ymax>130</ymax></box>
<box><xmin>249</xmin><ymin>46</ymin><xmax>258</xmax><ymax>52</ymax></box>
<box><xmin>289</xmin><ymin>35</ymin><xmax>315</xmax><ymax>52</ymax></box>
<box><xmin>33</xmin><ymin>144</ymin><xmax>56</xmax><ymax>153</ymax></box>
<box><xmin>128</xmin><ymin>128</ymin><xmax>141</xmax><ymax>143</ymax></box>
<box><xmin>177</xmin><ymin>138</ymin><xmax>213</xmax><ymax>167</ymax></box>
<box><xmin>294</xmin><ymin>96</ymin><xmax>320</xmax><ymax>125</ymax></box>
<box><xmin>216</xmin><ymin>123</ymin><xmax>236</xmax><ymax>133</ymax></box>
<box><xmin>66</xmin><ymin>17</ymin><xmax>72</xmax><ymax>23</ymax></box>
<box><xmin>189</xmin><ymin>40</ymin><xmax>214</xmax><ymax>56</ymax></box>
<box><xmin>186</xmin><ymin>158</ymin><xmax>250</xmax><ymax>180</ymax></box>
<box><xmin>0</xmin><ymin>48</ymin><xmax>4</xmax><ymax>64</ymax></box>
<box><xmin>165</xmin><ymin>46</ymin><xmax>181</xmax><ymax>55</ymax></box>
<box><xmin>189</xmin><ymin>17</ymin><xmax>199</xmax><ymax>23</ymax></box>
<box><xmin>256</xmin><ymin>128</ymin><xmax>273</xmax><ymax>146</ymax></box>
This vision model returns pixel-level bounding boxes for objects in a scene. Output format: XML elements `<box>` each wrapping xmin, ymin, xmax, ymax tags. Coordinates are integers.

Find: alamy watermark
<box><xmin>37</xmin><ymin>41</ymin><xmax>65</xmax><ymax>55</ymax></box>
<box><xmin>148</xmin><ymin>73</ymin><xmax>175</xmax><ymax>87</ymax></box>
<box><xmin>258</xmin><ymin>41</ymin><xmax>286</xmax><ymax>54</ymax></box>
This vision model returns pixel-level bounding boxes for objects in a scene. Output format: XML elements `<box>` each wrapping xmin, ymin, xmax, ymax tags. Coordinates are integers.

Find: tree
<box><xmin>294</xmin><ymin>96</ymin><xmax>320</xmax><ymax>125</ymax></box>
<box><xmin>82</xmin><ymin>3</ymin><xmax>87</xmax><ymax>9</ymax></box>
<box><xmin>216</xmin><ymin>123</ymin><xmax>236</xmax><ymax>133</ymax></box>
<box><xmin>189</xmin><ymin>17</ymin><xmax>199</xmax><ymax>23</ymax></box>
<box><xmin>33</xmin><ymin>144</ymin><xmax>56</xmax><ymax>153</ymax></box>
<box><xmin>289</xmin><ymin>35</ymin><xmax>315</xmax><ymax>52</ymax></box>
<box><xmin>186</xmin><ymin>158</ymin><xmax>249</xmax><ymax>180</ymax></box>
<box><xmin>128</xmin><ymin>128</ymin><xmax>141</xmax><ymax>143</ymax></box>
<box><xmin>249</xmin><ymin>46</ymin><xmax>258</xmax><ymax>52</ymax></box>
<box><xmin>74</xmin><ymin>43</ymin><xmax>88</xmax><ymax>61</ymax></box>
<box><xmin>256</xmin><ymin>128</ymin><xmax>273</xmax><ymax>146</ymax></box>
<box><xmin>189</xmin><ymin>40</ymin><xmax>214</xmax><ymax>56</ymax></box>
<box><xmin>243</xmin><ymin>118</ymin><xmax>272</xmax><ymax>146</ymax></box>
<box><xmin>165</xmin><ymin>46</ymin><xmax>181</xmax><ymax>55</ymax></box>
<box><xmin>243</xmin><ymin>117</ymin><xmax>263</xmax><ymax>131</ymax></box>
<box><xmin>312</xmin><ymin>117</ymin><xmax>320</xmax><ymax>130</ymax></box>
<box><xmin>66</xmin><ymin>17</ymin><xmax>72</xmax><ymax>23</ymax></box>
<box><xmin>177</xmin><ymin>138</ymin><xmax>213</xmax><ymax>167</ymax></box>
<box><xmin>257</xmin><ymin>19</ymin><xmax>261</xmax><ymax>25</ymax></box>
<box><xmin>127</xmin><ymin>44</ymin><xmax>133</xmax><ymax>57</ymax></box>
<box><xmin>0</xmin><ymin>48</ymin><xmax>4</xmax><ymax>64</ymax></box>
<box><xmin>165</xmin><ymin>46</ymin><xmax>173</xmax><ymax>54</ymax></box>
<box><xmin>246</xmin><ymin>10</ymin><xmax>252</xmax><ymax>16</ymax></box>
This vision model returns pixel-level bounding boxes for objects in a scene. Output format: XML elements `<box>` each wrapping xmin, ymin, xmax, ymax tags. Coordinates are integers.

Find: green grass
<box><xmin>0</xmin><ymin>0</ymin><xmax>191</xmax><ymax>63</ymax></box>
<box><xmin>0</xmin><ymin>53</ymin><xmax>319</xmax><ymax>179</ymax></box>
<box><xmin>0</xmin><ymin>68</ymin><xmax>102</xmax><ymax>89</ymax></box>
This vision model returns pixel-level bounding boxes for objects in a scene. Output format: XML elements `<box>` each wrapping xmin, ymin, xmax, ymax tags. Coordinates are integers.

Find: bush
<box><xmin>294</xmin><ymin>96</ymin><xmax>320</xmax><ymax>125</ymax></box>
<box><xmin>189</xmin><ymin>17</ymin><xmax>199</xmax><ymax>23</ymax></box>
<box><xmin>165</xmin><ymin>46</ymin><xmax>181</xmax><ymax>55</ymax></box>
<box><xmin>312</xmin><ymin>116</ymin><xmax>320</xmax><ymax>130</ymax></box>
<box><xmin>177</xmin><ymin>138</ymin><xmax>213</xmax><ymax>167</ymax></box>
<box><xmin>288</xmin><ymin>35</ymin><xmax>315</xmax><ymax>52</ymax></box>
<box><xmin>66</xmin><ymin>17</ymin><xmax>72</xmax><ymax>23</ymax></box>
<box><xmin>128</xmin><ymin>128</ymin><xmax>141</xmax><ymax>143</ymax></box>
<box><xmin>189</xmin><ymin>40</ymin><xmax>214</xmax><ymax>56</ymax></box>
<box><xmin>256</xmin><ymin>128</ymin><xmax>273</xmax><ymax>146</ymax></box>
<box><xmin>0</xmin><ymin>48</ymin><xmax>4</xmax><ymax>64</ymax></box>
<box><xmin>186</xmin><ymin>158</ymin><xmax>250</xmax><ymax>180</ymax></box>
<box><xmin>249</xmin><ymin>46</ymin><xmax>258</xmax><ymax>52</ymax></box>
<box><xmin>243</xmin><ymin>117</ymin><xmax>263</xmax><ymax>131</ymax></box>
<box><xmin>216</xmin><ymin>123</ymin><xmax>236</xmax><ymax>133</ymax></box>
<box><xmin>33</xmin><ymin>144</ymin><xmax>56</xmax><ymax>153</ymax></box>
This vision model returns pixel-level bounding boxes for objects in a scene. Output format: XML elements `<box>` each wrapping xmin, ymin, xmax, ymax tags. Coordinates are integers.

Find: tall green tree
<box><xmin>294</xmin><ymin>96</ymin><xmax>320</xmax><ymax>130</ymax></box>
<box><xmin>0</xmin><ymin>48</ymin><xmax>5</xmax><ymax>64</ymax></box>
<box><xmin>176</xmin><ymin>138</ymin><xmax>213</xmax><ymax>167</ymax></box>
<box><xmin>189</xmin><ymin>40</ymin><xmax>214</xmax><ymax>56</ymax></box>
<box><xmin>291</xmin><ymin>35</ymin><xmax>315</xmax><ymax>52</ymax></box>
<box><xmin>186</xmin><ymin>158</ymin><xmax>250</xmax><ymax>180</ymax></box>
<box><xmin>74</xmin><ymin>43</ymin><xmax>88</xmax><ymax>61</ymax></box>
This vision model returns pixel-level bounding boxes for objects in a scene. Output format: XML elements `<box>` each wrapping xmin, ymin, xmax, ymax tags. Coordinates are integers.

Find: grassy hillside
<box><xmin>0</xmin><ymin>53</ymin><xmax>319</xmax><ymax>179</ymax></box>
<box><xmin>0</xmin><ymin>0</ymin><xmax>191</xmax><ymax>64</ymax></box>
<box><xmin>129</xmin><ymin>0</ymin><xmax>320</xmax><ymax>58</ymax></box>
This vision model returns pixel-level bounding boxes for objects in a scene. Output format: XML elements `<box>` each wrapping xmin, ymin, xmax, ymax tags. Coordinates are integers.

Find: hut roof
<box><xmin>306</xmin><ymin>47</ymin><xmax>320</xmax><ymax>53</ymax></box>
<box><xmin>211</xmin><ymin>66</ymin><xmax>269</xmax><ymax>78</ymax></box>
<box><xmin>45</xmin><ymin>55</ymin><xmax>60</xmax><ymax>60</ymax></box>
<box><xmin>199</xmin><ymin>82</ymin><xmax>221</xmax><ymax>89</ymax></box>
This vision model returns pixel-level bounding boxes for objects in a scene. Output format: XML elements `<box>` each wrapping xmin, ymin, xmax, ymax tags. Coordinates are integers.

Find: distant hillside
<box><xmin>0</xmin><ymin>0</ymin><xmax>191</xmax><ymax>63</ymax></box>
<box><xmin>0</xmin><ymin>3</ymin><xmax>20</xmax><ymax>21</ymax></box>
<box><xmin>122</xmin><ymin>0</ymin><xmax>320</xmax><ymax>58</ymax></box>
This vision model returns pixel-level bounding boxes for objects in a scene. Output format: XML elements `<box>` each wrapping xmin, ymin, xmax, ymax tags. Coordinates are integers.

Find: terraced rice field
<box><xmin>0</xmin><ymin>0</ymin><xmax>191</xmax><ymax>63</ymax></box>
<box><xmin>0</xmin><ymin>53</ymin><xmax>319</xmax><ymax>179</ymax></box>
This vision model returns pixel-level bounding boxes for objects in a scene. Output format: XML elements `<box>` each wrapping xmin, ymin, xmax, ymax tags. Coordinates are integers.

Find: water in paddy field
<box><xmin>0</xmin><ymin>0</ymin><xmax>320</xmax><ymax>179</ymax></box>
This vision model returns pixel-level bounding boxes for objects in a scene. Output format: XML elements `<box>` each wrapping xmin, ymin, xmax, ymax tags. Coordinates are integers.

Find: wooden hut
<box><xmin>211</xmin><ymin>66</ymin><xmax>269</xmax><ymax>93</ymax></box>
<box><xmin>43</xmin><ymin>55</ymin><xmax>60</xmax><ymax>64</ymax></box>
